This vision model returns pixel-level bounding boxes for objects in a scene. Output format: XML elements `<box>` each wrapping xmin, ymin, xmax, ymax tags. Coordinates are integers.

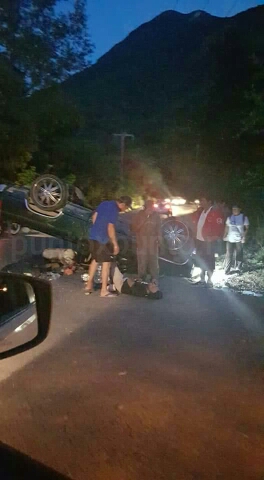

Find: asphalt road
<box><xmin>1</xmin><ymin>234</ymin><xmax>264</xmax><ymax>479</ymax></box>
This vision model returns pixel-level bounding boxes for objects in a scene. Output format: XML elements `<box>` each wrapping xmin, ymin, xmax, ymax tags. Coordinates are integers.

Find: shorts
<box><xmin>195</xmin><ymin>240</ymin><xmax>216</xmax><ymax>273</ymax></box>
<box><xmin>89</xmin><ymin>240</ymin><xmax>114</xmax><ymax>263</ymax></box>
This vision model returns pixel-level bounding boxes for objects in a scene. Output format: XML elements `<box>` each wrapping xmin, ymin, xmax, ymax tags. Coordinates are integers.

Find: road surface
<box><xmin>0</xmin><ymin>234</ymin><xmax>264</xmax><ymax>479</ymax></box>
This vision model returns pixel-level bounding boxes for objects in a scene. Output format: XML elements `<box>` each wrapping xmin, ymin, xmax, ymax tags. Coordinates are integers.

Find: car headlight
<box><xmin>171</xmin><ymin>197</ymin><xmax>186</xmax><ymax>206</ymax></box>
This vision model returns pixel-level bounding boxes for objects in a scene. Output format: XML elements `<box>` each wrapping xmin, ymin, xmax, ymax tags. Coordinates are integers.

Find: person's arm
<box><xmin>156</xmin><ymin>214</ymin><xmax>163</xmax><ymax>246</ymax></box>
<box><xmin>131</xmin><ymin>211</ymin><xmax>146</xmax><ymax>234</ymax></box>
<box><xmin>131</xmin><ymin>213</ymin><xmax>139</xmax><ymax>233</ymax></box>
<box><xmin>222</xmin><ymin>216</ymin><xmax>230</xmax><ymax>240</ymax></box>
<box><xmin>108</xmin><ymin>223</ymin><xmax>119</xmax><ymax>255</ymax></box>
<box><xmin>92</xmin><ymin>212</ymin><xmax>98</xmax><ymax>224</ymax></box>
<box><xmin>243</xmin><ymin>218</ymin><xmax>249</xmax><ymax>242</ymax></box>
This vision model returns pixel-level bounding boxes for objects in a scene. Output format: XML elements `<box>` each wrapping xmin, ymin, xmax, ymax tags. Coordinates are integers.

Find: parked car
<box><xmin>0</xmin><ymin>273</ymin><xmax>51</xmax><ymax>359</ymax></box>
<box><xmin>0</xmin><ymin>175</ymin><xmax>194</xmax><ymax>271</ymax></box>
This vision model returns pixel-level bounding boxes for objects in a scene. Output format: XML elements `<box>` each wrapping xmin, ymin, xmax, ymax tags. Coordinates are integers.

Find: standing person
<box><xmin>192</xmin><ymin>196</ymin><xmax>224</xmax><ymax>287</ymax></box>
<box><xmin>224</xmin><ymin>205</ymin><xmax>249</xmax><ymax>274</ymax></box>
<box><xmin>132</xmin><ymin>199</ymin><xmax>162</xmax><ymax>283</ymax></box>
<box><xmin>214</xmin><ymin>200</ymin><xmax>231</xmax><ymax>255</ymax></box>
<box><xmin>86</xmin><ymin>196</ymin><xmax>132</xmax><ymax>297</ymax></box>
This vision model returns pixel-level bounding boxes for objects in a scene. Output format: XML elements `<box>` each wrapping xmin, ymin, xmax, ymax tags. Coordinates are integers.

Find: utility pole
<box><xmin>113</xmin><ymin>132</ymin><xmax>135</xmax><ymax>181</ymax></box>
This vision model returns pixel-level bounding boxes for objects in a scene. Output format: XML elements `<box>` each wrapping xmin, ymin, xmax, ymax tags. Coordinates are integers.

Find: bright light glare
<box><xmin>192</xmin><ymin>265</ymin><xmax>226</xmax><ymax>285</ymax></box>
<box><xmin>212</xmin><ymin>268</ymin><xmax>226</xmax><ymax>285</ymax></box>
<box><xmin>172</xmin><ymin>197</ymin><xmax>186</xmax><ymax>206</ymax></box>
<box><xmin>154</xmin><ymin>203</ymin><xmax>158</xmax><ymax>208</ymax></box>
<box><xmin>194</xmin><ymin>199</ymin><xmax>200</xmax><ymax>205</ymax></box>
<box><xmin>164</xmin><ymin>198</ymin><xmax>171</xmax><ymax>203</ymax></box>
<box><xmin>191</xmin><ymin>266</ymin><xmax>201</xmax><ymax>279</ymax></box>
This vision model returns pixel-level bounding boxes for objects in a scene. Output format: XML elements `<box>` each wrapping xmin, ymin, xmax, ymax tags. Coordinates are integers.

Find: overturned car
<box><xmin>0</xmin><ymin>175</ymin><xmax>195</xmax><ymax>274</ymax></box>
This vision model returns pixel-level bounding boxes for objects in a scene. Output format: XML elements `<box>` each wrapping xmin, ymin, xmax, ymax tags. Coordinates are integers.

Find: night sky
<box><xmin>77</xmin><ymin>1</ymin><xmax>264</xmax><ymax>60</ymax></box>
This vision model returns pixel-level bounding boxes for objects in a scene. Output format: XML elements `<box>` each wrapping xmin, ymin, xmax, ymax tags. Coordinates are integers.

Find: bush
<box><xmin>15</xmin><ymin>165</ymin><xmax>37</xmax><ymax>186</ymax></box>
<box><xmin>256</xmin><ymin>226</ymin><xmax>264</xmax><ymax>249</ymax></box>
<box><xmin>255</xmin><ymin>246</ymin><xmax>264</xmax><ymax>264</ymax></box>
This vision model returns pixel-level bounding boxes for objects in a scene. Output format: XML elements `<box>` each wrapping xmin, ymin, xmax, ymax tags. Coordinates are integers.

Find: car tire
<box><xmin>30</xmin><ymin>174</ymin><xmax>68</xmax><ymax>212</ymax></box>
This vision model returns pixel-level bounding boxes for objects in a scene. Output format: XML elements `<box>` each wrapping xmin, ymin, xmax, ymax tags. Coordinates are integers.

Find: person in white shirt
<box><xmin>223</xmin><ymin>205</ymin><xmax>249</xmax><ymax>274</ymax></box>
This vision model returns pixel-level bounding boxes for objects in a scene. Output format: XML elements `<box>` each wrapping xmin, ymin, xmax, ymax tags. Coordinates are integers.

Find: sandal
<box><xmin>84</xmin><ymin>287</ymin><xmax>94</xmax><ymax>295</ymax></box>
<box><xmin>100</xmin><ymin>292</ymin><xmax>117</xmax><ymax>298</ymax></box>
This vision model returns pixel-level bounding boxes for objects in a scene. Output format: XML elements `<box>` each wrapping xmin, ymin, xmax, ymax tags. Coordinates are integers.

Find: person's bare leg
<box><xmin>200</xmin><ymin>270</ymin><xmax>205</xmax><ymax>282</ymax></box>
<box><xmin>207</xmin><ymin>271</ymin><xmax>214</xmax><ymax>287</ymax></box>
<box><xmin>100</xmin><ymin>262</ymin><xmax>111</xmax><ymax>296</ymax></box>
<box><xmin>86</xmin><ymin>259</ymin><xmax>97</xmax><ymax>291</ymax></box>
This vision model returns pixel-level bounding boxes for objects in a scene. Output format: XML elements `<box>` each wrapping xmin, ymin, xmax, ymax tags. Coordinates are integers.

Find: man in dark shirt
<box><xmin>109</xmin><ymin>264</ymin><xmax>163</xmax><ymax>300</ymax></box>
<box><xmin>86</xmin><ymin>196</ymin><xmax>132</xmax><ymax>297</ymax></box>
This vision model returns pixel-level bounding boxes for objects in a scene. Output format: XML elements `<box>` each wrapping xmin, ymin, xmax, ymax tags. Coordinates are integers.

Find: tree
<box><xmin>0</xmin><ymin>0</ymin><xmax>93</xmax><ymax>92</ymax></box>
<box><xmin>0</xmin><ymin>0</ymin><xmax>93</xmax><ymax>180</ymax></box>
<box><xmin>0</xmin><ymin>58</ymin><xmax>36</xmax><ymax>180</ymax></box>
<box><xmin>27</xmin><ymin>86</ymin><xmax>84</xmax><ymax>174</ymax></box>
<box><xmin>240</xmin><ymin>66</ymin><xmax>264</xmax><ymax>136</ymax></box>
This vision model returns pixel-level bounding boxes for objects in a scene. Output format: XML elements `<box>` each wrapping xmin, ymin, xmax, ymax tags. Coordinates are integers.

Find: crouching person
<box><xmin>110</xmin><ymin>265</ymin><xmax>163</xmax><ymax>300</ymax></box>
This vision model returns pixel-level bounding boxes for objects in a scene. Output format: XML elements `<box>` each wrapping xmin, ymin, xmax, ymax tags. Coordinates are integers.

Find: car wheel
<box><xmin>10</xmin><ymin>223</ymin><xmax>21</xmax><ymax>235</ymax></box>
<box><xmin>30</xmin><ymin>174</ymin><xmax>68</xmax><ymax>212</ymax></box>
<box><xmin>161</xmin><ymin>218</ymin><xmax>190</xmax><ymax>253</ymax></box>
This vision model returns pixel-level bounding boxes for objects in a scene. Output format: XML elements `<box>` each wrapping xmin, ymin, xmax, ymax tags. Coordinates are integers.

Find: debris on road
<box><xmin>46</xmin><ymin>272</ymin><xmax>61</xmax><ymax>281</ymax></box>
<box><xmin>241</xmin><ymin>290</ymin><xmax>263</xmax><ymax>297</ymax></box>
<box><xmin>81</xmin><ymin>273</ymin><xmax>89</xmax><ymax>282</ymax></box>
<box><xmin>43</xmin><ymin>248</ymin><xmax>75</xmax><ymax>266</ymax></box>
<box><xmin>1</xmin><ymin>250</ymin><xmax>78</xmax><ymax>281</ymax></box>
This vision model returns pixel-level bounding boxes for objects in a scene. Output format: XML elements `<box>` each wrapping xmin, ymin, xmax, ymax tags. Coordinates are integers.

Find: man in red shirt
<box><xmin>192</xmin><ymin>195</ymin><xmax>224</xmax><ymax>287</ymax></box>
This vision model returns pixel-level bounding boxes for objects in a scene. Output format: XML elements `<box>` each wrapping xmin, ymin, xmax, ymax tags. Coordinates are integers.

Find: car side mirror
<box><xmin>0</xmin><ymin>273</ymin><xmax>51</xmax><ymax>359</ymax></box>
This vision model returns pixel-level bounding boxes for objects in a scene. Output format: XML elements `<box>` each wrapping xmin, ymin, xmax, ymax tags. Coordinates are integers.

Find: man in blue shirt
<box><xmin>86</xmin><ymin>196</ymin><xmax>132</xmax><ymax>297</ymax></box>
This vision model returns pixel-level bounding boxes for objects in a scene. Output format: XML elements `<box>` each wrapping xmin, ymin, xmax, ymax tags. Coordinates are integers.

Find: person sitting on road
<box><xmin>108</xmin><ymin>264</ymin><xmax>163</xmax><ymax>300</ymax></box>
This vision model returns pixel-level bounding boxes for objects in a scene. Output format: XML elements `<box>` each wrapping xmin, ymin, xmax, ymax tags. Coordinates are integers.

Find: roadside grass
<box><xmin>215</xmin><ymin>245</ymin><xmax>264</xmax><ymax>294</ymax></box>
